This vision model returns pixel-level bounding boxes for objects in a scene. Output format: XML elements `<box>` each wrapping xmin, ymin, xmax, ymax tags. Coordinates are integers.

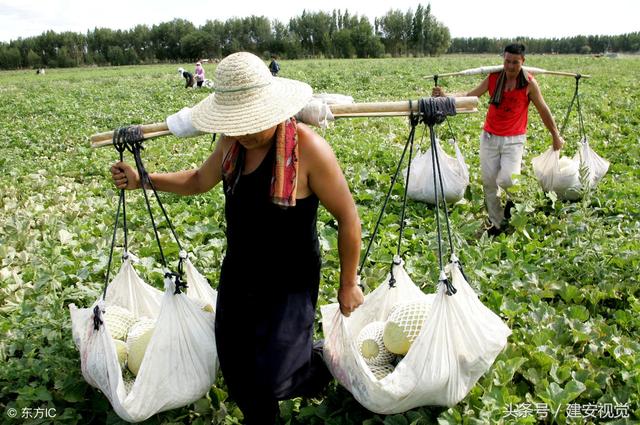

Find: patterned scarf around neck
<box><xmin>489</xmin><ymin>69</ymin><xmax>529</xmax><ymax>106</ymax></box>
<box><xmin>222</xmin><ymin>118</ymin><xmax>299</xmax><ymax>207</ymax></box>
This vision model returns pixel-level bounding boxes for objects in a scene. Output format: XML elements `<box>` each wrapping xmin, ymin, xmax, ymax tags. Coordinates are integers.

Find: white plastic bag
<box><xmin>321</xmin><ymin>260</ymin><xmax>511</xmax><ymax>413</ymax></box>
<box><xmin>405</xmin><ymin>139</ymin><xmax>469</xmax><ymax>204</ymax></box>
<box><xmin>532</xmin><ymin>140</ymin><xmax>609</xmax><ymax>200</ymax></box>
<box><xmin>532</xmin><ymin>147</ymin><xmax>581</xmax><ymax>200</ymax></box>
<box><xmin>575</xmin><ymin>137</ymin><xmax>609</xmax><ymax>187</ymax></box>
<box><xmin>69</xmin><ymin>255</ymin><xmax>218</xmax><ymax>423</ymax></box>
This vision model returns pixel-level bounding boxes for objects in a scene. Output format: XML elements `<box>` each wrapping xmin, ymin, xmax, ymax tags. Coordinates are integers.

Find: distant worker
<box><xmin>195</xmin><ymin>62</ymin><xmax>206</xmax><ymax>88</ymax></box>
<box><xmin>269</xmin><ymin>55</ymin><xmax>280</xmax><ymax>76</ymax></box>
<box><xmin>178</xmin><ymin>67</ymin><xmax>195</xmax><ymax>88</ymax></box>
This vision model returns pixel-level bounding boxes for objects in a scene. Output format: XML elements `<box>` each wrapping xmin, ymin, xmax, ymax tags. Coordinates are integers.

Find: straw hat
<box><xmin>191</xmin><ymin>52</ymin><xmax>313</xmax><ymax>136</ymax></box>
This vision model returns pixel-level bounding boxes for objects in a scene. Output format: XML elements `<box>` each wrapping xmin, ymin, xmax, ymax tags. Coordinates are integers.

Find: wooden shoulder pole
<box><xmin>90</xmin><ymin>96</ymin><xmax>478</xmax><ymax>148</ymax></box>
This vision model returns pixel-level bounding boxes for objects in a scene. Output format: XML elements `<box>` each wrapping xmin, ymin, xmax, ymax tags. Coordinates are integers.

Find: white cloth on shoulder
<box><xmin>166</xmin><ymin>107</ymin><xmax>203</xmax><ymax>138</ymax></box>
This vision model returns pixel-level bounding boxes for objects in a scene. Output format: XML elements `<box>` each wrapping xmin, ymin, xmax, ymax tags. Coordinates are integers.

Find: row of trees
<box><xmin>449</xmin><ymin>33</ymin><xmax>640</xmax><ymax>55</ymax></box>
<box><xmin>0</xmin><ymin>5</ymin><xmax>450</xmax><ymax>69</ymax></box>
<box><xmin>1</xmin><ymin>3</ymin><xmax>638</xmax><ymax>70</ymax></box>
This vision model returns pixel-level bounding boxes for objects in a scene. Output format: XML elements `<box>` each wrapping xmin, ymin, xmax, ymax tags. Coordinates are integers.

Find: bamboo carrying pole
<box><xmin>425</xmin><ymin>66</ymin><xmax>591</xmax><ymax>79</ymax></box>
<box><xmin>90</xmin><ymin>96</ymin><xmax>478</xmax><ymax>148</ymax></box>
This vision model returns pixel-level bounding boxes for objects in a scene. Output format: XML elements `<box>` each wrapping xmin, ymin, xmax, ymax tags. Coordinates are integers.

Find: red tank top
<box><xmin>483</xmin><ymin>72</ymin><xmax>532</xmax><ymax>136</ymax></box>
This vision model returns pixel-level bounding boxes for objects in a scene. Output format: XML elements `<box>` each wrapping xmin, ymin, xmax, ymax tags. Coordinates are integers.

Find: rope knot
<box><xmin>438</xmin><ymin>270</ymin><xmax>457</xmax><ymax>296</ymax></box>
<box><xmin>92</xmin><ymin>305</ymin><xmax>104</xmax><ymax>330</ymax></box>
<box><xmin>165</xmin><ymin>271</ymin><xmax>188</xmax><ymax>294</ymax></box>
<box><xmin>419</xmin><ymin>97</ymin><xmax>456</xmax><ymax>126</ymax></box>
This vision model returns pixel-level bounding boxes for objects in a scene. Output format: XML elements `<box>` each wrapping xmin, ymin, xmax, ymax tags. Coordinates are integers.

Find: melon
<box><xmin>369</xmin><ymin>363</ymin><xmax>395</xmax><ymax>380</ymax></box>
<box><xmin>357</xmin><ymin>321</ymin><xmax>395</xmax><ymax>366</ymax></box>
<box><xmin>554</xmin><ymin>156</ymin><xmax>581</xmax><ymax>200</ymax></box>
<box><xmin>113</xmin><ymin>338</ymin><xmax>128</xmax><ymax>369</ymax></box>
<box><xmin>126</xmin><ymin>317</ymin><xmax>155</xmax><ymax>376</ymax></box>
<box><xmin>383</xmin><ymin>298</ymin><xmax>433</xmax><ymax>355</ymax></box>
<box><xmin>103</xmin><ymin>305</ymin><xmax>135</xmax><ymax>340</ymax></box>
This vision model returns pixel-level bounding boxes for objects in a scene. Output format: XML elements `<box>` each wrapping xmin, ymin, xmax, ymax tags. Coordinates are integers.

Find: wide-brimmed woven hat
<box><xmin>191</xmin><ymin>52</ymin><xmax>312</xmax><ymax>136</ymax></box>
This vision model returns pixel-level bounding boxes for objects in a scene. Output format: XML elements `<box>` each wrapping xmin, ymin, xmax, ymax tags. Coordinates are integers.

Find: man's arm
<box><xmin>300</xmin><ymin>126</ymin><xmax>364</xmax><ymax>317</ymax></box>
<box><xmin>111</xmin><ymin>138</ymin><xmax>224</xmax><ymax>195</ymax></box>
<box><xmin>528</xmin><ymin>79</ymin><xmax>564</xmax><ymax>151</ymax></box>
<box><xmin>432</xmin><ymin>76</ymin><xmax>489</xmax><ymax>98</ymax></box>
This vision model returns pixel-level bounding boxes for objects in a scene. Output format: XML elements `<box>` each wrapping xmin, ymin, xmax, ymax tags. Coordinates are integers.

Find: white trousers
<box><xmin>479</xmin><ymin>131</ymin><xmax>526</xmax><ymax>228</ymax></box>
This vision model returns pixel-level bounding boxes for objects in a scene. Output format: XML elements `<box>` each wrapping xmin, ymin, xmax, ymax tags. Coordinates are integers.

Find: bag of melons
<box><xmin>69</xmin><ymin>252</ymin><xmax>218</xmax><ymax>423</ymax></box>
<box><xmin>321</xmin><ymin>258</ymin><xmax>511</xmax><ymax>413</ymax></box>
<box><xmin>405</xmin><ymin>138</ymin><xmax>470</xmax><ymax>205</ymax></box>
<box><xmin>532</xmin><ymin>139</ymin><xmax>609</xmax><ymax>200</ymax></box>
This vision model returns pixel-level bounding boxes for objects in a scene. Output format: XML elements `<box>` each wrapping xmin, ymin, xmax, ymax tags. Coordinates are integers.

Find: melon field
<box><xmin>1</xmin><ymin>55</ymin><xmax>639</xmax><ymax>424</ymax></box>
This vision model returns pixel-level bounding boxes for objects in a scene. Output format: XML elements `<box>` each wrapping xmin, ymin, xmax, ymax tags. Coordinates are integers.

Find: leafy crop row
<box><xmin>1</xmin><ymin>55</ymin><xmax>638</xmax><ymax>424</ymax></box>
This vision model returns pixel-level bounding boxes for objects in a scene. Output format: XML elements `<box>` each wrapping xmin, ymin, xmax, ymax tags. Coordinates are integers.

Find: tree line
<box><xmin>0</xmin><ymin>3</ymin><xmax>637</xmax><ymax>70</ymax></box>
<box><xmin>0</xmin><ymin>5</ymin><xmax>449</xmax><ymax>69</ymax></box>
<box><xmin>449</xmin><ymin>33</ymin><xmax>640</xmax><ymax>55</ymax></box>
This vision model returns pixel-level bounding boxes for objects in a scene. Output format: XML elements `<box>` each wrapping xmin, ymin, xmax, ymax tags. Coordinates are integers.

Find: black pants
<box><xmin>215</xmin><ymin>279</ymin><xmax>331</xmax><ymax>424</ymax></box>
<box><xmin>236</xmin><ymin>341</ymin><xmax>331</xmax><ymax>424</ymax></box>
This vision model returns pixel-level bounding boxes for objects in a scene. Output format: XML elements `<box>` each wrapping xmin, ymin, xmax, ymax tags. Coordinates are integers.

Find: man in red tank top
<box><xmin>433</xmin><ymin>43</ymin><xmax>563</xmax><ymax>236</ymax></box>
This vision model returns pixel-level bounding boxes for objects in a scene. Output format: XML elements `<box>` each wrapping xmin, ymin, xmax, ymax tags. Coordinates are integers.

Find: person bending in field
<box><xmin>178</xmin><ymin>67</ymin><xmax>195</xmax><ymax>88</ymax></box>
<box><xmin>433</xmin><ymin>43</ymin><xmax>564</xmax><ymax>236</ymax></box>
<box><xmin>112</xmin><ymin>52</ymin><xmax>364</xmax><ymax>424</ymax></box>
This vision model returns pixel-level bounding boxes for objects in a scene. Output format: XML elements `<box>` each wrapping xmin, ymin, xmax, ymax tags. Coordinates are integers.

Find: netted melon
<box><xmin>369</xmin><ymin>363</ymin><xmax>395</xmax><ymax>380</ymax></box>
<box><xmin>357</xmin><ymin>321</ymin><xmax>395</xmax><ymax>366</ymax></box>
<box><xmin>113</xmin><ymin>338</ymin><xmax>128</xmax><ymax>369</ymax></box>
<box><xmin>383</xmin><ymin>298</ymin><xmax>433</xmax><ymax>355</ymax></box>
<box><xmin>126</xmin><ymin>317</ymin><xmax>155</xmax><ymax>376</ymax></box>
<box><xmin>103</xmin><ymin>305</ymin><xmax>135</xmax><ymax>340</ymax></box>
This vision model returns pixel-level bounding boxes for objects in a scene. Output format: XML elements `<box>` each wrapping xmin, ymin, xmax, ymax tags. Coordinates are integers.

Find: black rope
<box><xmin>124</xmin><ymin>133</ymin><xmax>189</xmax><ymax>293</ymax></box>
<box><xmin>101</xmin><ymin>129</ymin><xmax>131</xmax><ymax>301</ymax></box>
<box><xmin>397</xmin><ymin>102</ymin><xmax>417</xmax><ymax>258</ymax></box>
<box><xmin>117</xmin><ymin>126</ymin><xmax>188</xmax><ymax>290</ymax></box>
<box><xmin>428</xmin><ymin>122</ymin><xmax>455</xmax><ymax>256</ymax></box>
<box><xmin>358</xmin><ymin>102</ymin><xmax>420</xmax><ymax>286</ymax></box>
<box><xmin>124</xmin><ymin>137</ymin><xmax>169</xmax><ymax>269</ymax></box>
<box><xmin>102</xmin><ymin>189</ymin><xmax>123</xmax><ymax>301</ymax></box>
<box><xmin>559</xmin><ymin>75</ymin><xmax>586</xmax><ymax>141</ymax></box>
<box><xmin>358</xmin><ymin>97</ymin><xmax>459</xmax><ymax>292</ymax></box>
<box><xmin>420</xmin><ymin>98</ymin><xmax>457</xmax><ymax>296</ymax></box>
<box><xmin>114</xmin><ymin>133</ymin><xmax>129</xmax><ymax>256</ymax></box>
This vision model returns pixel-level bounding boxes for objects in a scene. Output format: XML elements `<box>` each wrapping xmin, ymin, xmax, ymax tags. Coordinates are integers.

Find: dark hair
<box><xmin>504</xmin><ymin>43</ymin><xmax>526</xmax><ymax>56</ymax></box>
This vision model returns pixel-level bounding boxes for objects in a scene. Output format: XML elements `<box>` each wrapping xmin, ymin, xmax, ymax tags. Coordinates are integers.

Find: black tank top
<box><xmin>221</xmin><ymin>142</ymin><xmax>321</xmax><ymax>293</ymax></box>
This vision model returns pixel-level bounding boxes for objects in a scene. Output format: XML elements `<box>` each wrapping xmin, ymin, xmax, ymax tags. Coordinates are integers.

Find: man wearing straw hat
<box><xmin>433</xmin><ymin>43</ymin><xmax>564</xmax><ymax>236</ymax></box>
<box><xmin>110</xmin><ymin>51</ymin><xmax>364</xmax><ymax>423</ymax></box>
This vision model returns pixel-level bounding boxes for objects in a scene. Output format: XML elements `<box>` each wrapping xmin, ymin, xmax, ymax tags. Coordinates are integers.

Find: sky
<box><xmin>1</xmin><ymin>0</ymin><xmax>638</xmax><ymax>43</ymax></box>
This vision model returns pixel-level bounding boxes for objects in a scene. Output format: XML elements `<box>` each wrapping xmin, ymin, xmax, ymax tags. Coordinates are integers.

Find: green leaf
<box><xmin>539</xmin><ymin>380</ymin><xmax>586</xmax><ymax>412</ymax></box>
<box><xmin>384</xmin><ymin>415</ymin><xmax>409</xmax><ymax>425</ymax></box>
